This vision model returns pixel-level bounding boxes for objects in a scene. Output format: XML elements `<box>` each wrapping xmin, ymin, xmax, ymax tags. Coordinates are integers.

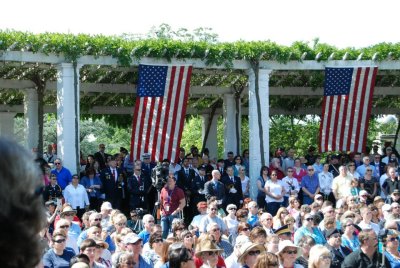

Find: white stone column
<box><xmin>0</xmin><ymin>112</ymin><xmax>16</xmax><ymax>139</ymax></box>
<box><xmin>24</xmin><ymin>89</ymin><xmax>39</xmax><ymax>150</ymax></box>
<box><xmin>223</xmin><ymin>94</ymin><xmax>241</xmax><ymax>156</ymax></box>
<box><xmin>202</xmin><ymin>113</ymin><xmax>218</xmax><ymax>160</ymax></box>
<box><xmin>248</xmin><ymin>68</ymin><xmax>272</xmax><ymax>200</ymax></box>
<box><xmin>57</xmin><ymin>63</ymin><xmax>82</xmax><ymax>174</ymax></box>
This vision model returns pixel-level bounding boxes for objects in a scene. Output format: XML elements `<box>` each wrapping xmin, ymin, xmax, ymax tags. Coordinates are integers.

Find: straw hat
<box><xmin>93</xmin><ymin>237</ymin><xmax>109</xmax><ymax>249</ymax></box>
<box><xmin>237</xmin><ymin>242</ymin><xmax>266</xmax><ymax>264</ymax></box>
<box><xmin>60</xmin><ymin>206</ymin><xmax>77</xmax><ymax>217</ymax></box>
<box><xmin>195</xmin><ymin>239</ymin><xmax>223</xmax><ymax>257</ymax></box>
<box><xmin>277</xmin><ymin>240</ymin><xmax>302</xmax><ymax>258</ymax></box>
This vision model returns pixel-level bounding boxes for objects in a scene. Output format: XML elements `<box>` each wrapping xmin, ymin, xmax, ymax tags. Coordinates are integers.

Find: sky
<box><xmin>1</xmin><ymin>0</ymin><xmax>400</xmax><ymax>48</ymax></box>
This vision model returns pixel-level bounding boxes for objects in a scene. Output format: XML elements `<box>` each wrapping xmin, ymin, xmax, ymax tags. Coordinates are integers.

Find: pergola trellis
<box><xmin>1</xmin><ymin>32</ymin><xmax>400</xmax><ymax>199</ymax></box>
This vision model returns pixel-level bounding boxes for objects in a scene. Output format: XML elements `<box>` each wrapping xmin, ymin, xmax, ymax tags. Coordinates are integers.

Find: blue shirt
<box><xmin>51</xmin><ymin>167</ymin><xmax>72</xmax><ymax>190</ymax></box>
<box><xmin>301</xmin><ymin>174</ymin><xmax>320</xmax><ymax>194</ymax></box>
<box><xmin>138</xmin><ymin>230</ymin><xmax>151</xmax><ymax>244</ymax></box>
<box><xmin>42</xmin><ymin>247</ymin><xmax>75</xmax><ymax>268</ymax></box>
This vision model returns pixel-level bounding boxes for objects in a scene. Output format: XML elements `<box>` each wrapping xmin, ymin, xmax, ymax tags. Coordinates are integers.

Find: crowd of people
<box><xmin>6</xmin><ymin>138</ymin><xmax>400</xmax><ymax>268</ymax></box>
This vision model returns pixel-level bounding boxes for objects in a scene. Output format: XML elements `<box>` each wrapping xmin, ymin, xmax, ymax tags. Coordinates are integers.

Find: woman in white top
<box><xmin>264</xmin><ymin>170</ymin><xmax>285</xmax><ymax>216</ymax></box>
<box><xmin>347</xmin><ymin>161</ymin><xmax>360</xmax><ymax>179</ymax></box>
<box><xmin>64</xmin><ymin>174</ymin><xmax>90</xmax><ymax>219</ymax></box>
<box><xmin>238</xmin><ymin>165</ymin><xmax>250</xmax><ymax>198</ymax></box>
<box><xmin>223</xmin><ymin>204</ymin><xmax>239</xmax><ymax>244</ymax></box>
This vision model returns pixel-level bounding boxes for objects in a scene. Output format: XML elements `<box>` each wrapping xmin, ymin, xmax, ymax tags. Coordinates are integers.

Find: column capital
<box><xmin>247</xmin><ymin>68</ymin><xmax>273</xmax><ymax>77</ymax></box>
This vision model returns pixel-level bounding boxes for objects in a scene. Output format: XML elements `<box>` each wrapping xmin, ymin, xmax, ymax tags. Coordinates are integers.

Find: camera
<box><xmin>135</xmin><ymin>208</ymin><xmax>148</xmax><ymax>218</ymax></box>
<box><xmin>151</xmin><ymin>162</ymin><xmax>170</xmax><ymax>191</ymax></box>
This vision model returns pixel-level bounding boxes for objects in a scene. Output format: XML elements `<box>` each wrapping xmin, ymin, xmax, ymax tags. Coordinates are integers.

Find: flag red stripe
<box><xmin>166</xmin><ymin>67</ymin><xmax>184</xmax><ymax>161</ymax></box>
<box><xmin>361</xmin><ymin>67</ymin><xmax>378</xmax><ymax>151</ymax></box>
<box><xmin>136</xmin><ymin>98</ymin><xmax>148</xmax><ymax>160</ymax></box>
<box><xmin>324</xmin><ymin>96</ymin><xmax>333</xmax><ymax>152</ymax></box>
<box><xmin>144</xmin><ymin>98</ymin><xmax>156</xmax><ymax>154</ymax></box>
<box><xmin>175</xmin><ymin>66</ymin><xmax>192</xmax><ymax>161</ymax></box>
<box><xmin>158</xmin><ymin>67</ymin><xmax>176</xmax><ymax>161</ymax></box>
<box><xmin>354</xmin><ymin>68</ymin><xmax>369</xmax><ymax>152</ymax></box>
<box><xmin>346</xmin><ymin>68</ymin><xmax>361</xmax><ymax>152</ymax></box>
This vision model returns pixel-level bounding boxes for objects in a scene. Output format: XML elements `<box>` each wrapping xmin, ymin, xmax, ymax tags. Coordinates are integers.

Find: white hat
<box><xmin>100</xmin><ymin>202</ymin><xmax>112</xmax><ymax>211</ymax></box>
<box><xmin>277</xmin><ymin>240</ymin><xmax>302</xmax><ymax>258</ymax></box>
<box><xmin>238</xmin><ymin>242</ymin><xmax>266</xmax><ymax>264</ymax></box>
<box><xmin>382</xmin><ymin>204</ymin><xmax>392</xmax><ymax>212</ymax></box>
<box><xmin>123</xmin><ymin>233</ymin><xmax>142</xmax><ymax>244</ymax></box>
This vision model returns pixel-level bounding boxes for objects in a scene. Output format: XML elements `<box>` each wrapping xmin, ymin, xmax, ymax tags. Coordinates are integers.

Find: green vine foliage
<box><xmin>1</xmin><ymin>30</ymin><xmax>400</xmax><ymax>67</ymax></box>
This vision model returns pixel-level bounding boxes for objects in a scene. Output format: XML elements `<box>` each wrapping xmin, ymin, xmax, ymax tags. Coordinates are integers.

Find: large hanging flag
<box><xmin>130</xmin><ymin>64</ymin><xmax>193</xmax><ymax>162</ymax></box>
<box><xmin>319</xmin><ymin>66</ymin><xmax>378</xmax><ymax>153</ymax></box>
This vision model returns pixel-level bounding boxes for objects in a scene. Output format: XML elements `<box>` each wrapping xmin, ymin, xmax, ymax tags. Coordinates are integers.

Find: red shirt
<box><xmin>160</xmin><ymin>186</ymin><xmax>185</xmax><ymax>216</ymax></box>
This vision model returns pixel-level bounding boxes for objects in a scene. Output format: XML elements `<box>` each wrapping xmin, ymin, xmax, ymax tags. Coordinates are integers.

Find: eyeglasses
<box><xmin>176</xmin><ymin>227</ymin><xmax>185</xmax><ymax>231</ymax></box>
<box><xmin>308</xmin><ymin>169</ymin><xmax>314</xmax><ymax>171</ymax></box>
<box><xmin>284</xmin><ymin>250</ymin><xmax>298</xmax><ymax>255</ymax></box>
<box><xmin>388</xmin><ymin>237</ymin><xmax>400</xmax><ymax>242</ymax></box>
<box><xmin>59</xmin><ymin>225</ymin><xmax>70</xmax><ymax>229</ymax></box>
<box><xmin>116</xmin><ymin>222</ymin><xmax>126</xmax><ymax>226</ymax></box>
<box><xmin>287</xmin><ymin>170</ymin><xmax>293</xmax><ymax>173</ymax></box>
<box><xmin>53</xmin><ymin>238</ymin><xmax>66</xmax><ymax>243</ymax></box>
<box><xmin>248</xmin><ymin>250</ymin><xmax>261</xmax><ymax>256</ymax></box>
<box><xmin>154</xmin><ymin>239</ymin><xmax>164</xmax><ymax>243</ymax></box>
<box><xmin>241</xmin><ymin>228</ymin><xmax>250</xmax><ymax>231</ymax></box>
<box><xmin>185</xmin><ymin>235</ymin><xmax>193</xmax><ymax>239</ymax></box>
<box><xmin>229</xmin><ymin>208</ymin><xmax>237</xmax><ymax>211</ymax></box>
<box><xmin>211</xmin><ymin>228</ymin><xmax>220</xmax><ymax>232</ymax></box>
<box><xmin>210</xmin><ymin>208</ymin><xmax>218</xmax><ymax>211</ymax></box>
<box><xmin>54</xmin><ymin>163</ymin><xmax>61</xmax><ymax>165</ymax></box>
<box><xmin>204</xmin><ymin>251</ymin><xmax>218</xmax><ymax>256</ymax></box>
<box><xmin>305</xmin><ymin>218</ymin><xmax>313</xmax><ymax>221</ymax></box>
<box><xmin>64</xmin><ymin>212</ymin><xmax>75</xmax><ymax>217</ymax></box>
<box><xmin>93</xmin><ymin>218</ymin><xmax>102</xmax><ymax>221</ymax></box>
<box><xmin>95</xmin><ymin>245</ymin><xmax>105</xmax><ymax>249</ymax></box>
<box><xmin>366</xmin><ymin>170</ymin><xmax>372</xmax><ymax>172</ymax></box>
<box><xmin>319</xmin><ymin>255</ymin><xmax>332</xmax><ymax>261</ymax></box>
<box><xmin>316</xmin><ymin>197</ymin><xmax>323</xmax><ymax>200</ymax></box>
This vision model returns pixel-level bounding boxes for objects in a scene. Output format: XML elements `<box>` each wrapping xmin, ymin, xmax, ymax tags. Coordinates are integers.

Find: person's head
<box><xmin>142</xmin><ymin>214</ymin><xmax>155</xmax><ymax>230</ymax></box>
<box><xmin>237</xmin><ymin>222</ymin><xmax>251</xmax><ymax>236</ymax></box>
<box><xmin>270</xmin><ymin>170</ymin><xmax>278</xmax><ymax>180</ymax></box>
<box><xmin>253</xmin><ymin>252</ymin><xmax>279</xmax><ymax>268</ymax></box>
<box><xmin>80</xmin><ymin>239</ymin><xmax>97</xmax><ymax>264</ymax></box>
<box><xmin>237</xmin><ymin>242</ymin><xmax>266</xmax><ymax>267</ymax></box>
<box><xmin>339</xmin><ymin>165</ymin><xmax>347</xmax><ymax>176</ymax></box>
<box><xmin>207</xmin><ymin>203</ymin><xmax>218</xmax><ymax>217</ymax></box>
<box><xmin>86</xmin><ymin>226</ymin><xmax>102</xmax><ymax>239</ymax></box>
<box><xmin>54</xmin><ymin>158</ymin><xmax>63</xmax><ymax>170</ymax></box>
<box><xmin>6</xmin><ymin>135</ymin><xmax>47</xmax><ymax>268</ymax></box>
<box><xmin>260</xmin><ymin>166</ymin><xmax>269</xmax><ymax>176</ymax></box>
<box><xmin>180</xmin><ymin>230</ymin><xmax>194</xmax><ymax>248</ymax></box>
<box><xmin>211</xmin><ymin>169</ymin><xmax>221</xmax><ymax>180</ymax></box>
<box><xmin>197</xmin><ymin>201</ymin><xmax>208</xmax><ymax>214</ymax></box>
<box><xmin>113</xmin><ymin>252</ymin><xmax>135</xmax><ymax>268</ymax></box>
<box><xmin>234</xmin><ymin>155</ymin><xmax>243</xmax><ymax>165</ymax></box>
<box><xmin>308</xmin><ymin>245</ymin><xmax>332</xmax><ymax>268</ymax></box>
<box><xmin>362</xmin><ymin>156</ymin><xmax>371</xmax><ymax>165</ymax></box>
<box><xmin>391</xmin><ymin>202</ymin><xmax>400</xmax><ymax>215</ymax></box>
<box><xmin>249</xmin><ymin>227</ymin><xmax>267</xmax><ymax>244</ymax></box>
<box><xmin>123</xmin><ymin>233</ymin><xmax>143</xmax><ymax>255</ymax></box>
<box><xmin>326</xmin><ymin>229</ymin><xmax>342</xmax><ymax>248</ymax></box>
<box><xmin>149</xmin><ymin>233</ymin><xmax>164</xmax><ymax>250</ymax></box>
<box><xmin>382</xmin><ymin>229</ymin><xmax>400</xmax><ymax>251</ymax></box>
<box><xmin>98</xmin><ymin>143</ymin><xmax>106</xmax><ymax>152</ymax></box>
<box><xmin>303</xmin><ymin>214</ymin><xmax>314</xmax><ymax>227</ymax></box>
<box><xmin>389</xmin><ymin>167</ymin><xmax>397</xmax><ymax>179</ymax></box>
<box><xmin>171</xmin><ymin>219</ymin><xmax>186</xmax><ymax>237</ymax></box>
<box><xmin>55</xmin><ymin>218</ymin><xmax>71</xmax><ymax>233</ymax></box>
<box><xmin>248</xmin><ymin>201</ymin><xmax>258</xmax><ymax>215</ymax></box>
<box><xmin>275</xmin><ymin>207</ymin><xmax>289</xmax><ymax>222</ymax></box>
<box><xmin>283</xmin><ymin>215</ymin><xmax>296</xmax><ymax>230</ymax></box>
<box><xmin>295</xmin><ymin>235</ymin><xmax>315</xmax><ymax>258</ymax></box>
<box><xmin>100</xmin><ymin>201</ymin><xmax>113</xmax><ymax>214</ymax></box>
<box><xmin>236</xmin><ymin>208</ymin><xmax>249</xmax><ymax>222</ymax></box>
<box><xmin>277</xmin><ymin>240</ymin><xmax>301</xmax><ymax>266</ymax></box>
<box><xmin>226</xmin><ymin>204</ymin><xmax>237</xmax><ymax>215</ymax></box>
<box><xmin>50</xmin><ymin>173</ymin><xmax>58</xmax><ymax>184</ymax></box>
<box><xmin>206</xmin><ymin>222</ymin><xmax>222</xmax><ymax>241</ymax></box>
<box><xmin>195</xmin><ymin>239</ymin><xmax>222</xmax><ymax>267</ymax></box>
<box><xmin>113</xmin><ymin>213</ymin><xmax>127</xmax><ymax>231</ymax></box>
<box><xmin>359</xmin><ymin>229</ymin><xmax>378</xmax><ymax>249</ymax></box>
<box><xmin>226</xmin><ymin>166</ymin><xmax>234</xmax><ymax>176</ymax></box>
<box><xmin>169</xmin><ymin>245</ymin><xmax>194</xmax><ymax>268</ymax></box>
<box><xmin>88</xmin><ymin>212</ymin><xmax>102</xmax><ymax>227</ymax></box>
<box><xmin>260</xmin><ymin>213</ymin><xmax>273</xmax><ymax>228</ymax></box>
<box><xmin>322</xmin><ymin>205</ymin><xmax>335</xmax><ymax>217</ymax></box>
<box><xmin>52</xmin><ymin>229</ymin><xmax>67</xmax><ymax>250</ymax></box>
<box><xmin>266</xmin><ymin>234</ymin><xmax>279</xmax><ymax>253</ymax></box>
<box><xmin>360</xmin><ymin>207</ymin><xmax>372</xmax><ymax>221</ymax></box>
<box><xmin>307</xmin><ymin>165</ymin><xmax>315</xmax><ymax>175</ymax></box>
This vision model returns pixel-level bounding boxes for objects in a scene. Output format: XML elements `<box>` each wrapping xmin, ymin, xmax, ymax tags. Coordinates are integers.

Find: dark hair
<box><xmin>260</xmin><ymin>165</ymin><xmax>269</xmax><ymax>176</ymax></box>
<box><xmin>0</xmin><ymin>138</ymin><xmax>45</xmax><ymax>268</ymax></box>
<box><xmin>70</xmin><ymin>253</ymin><xmax>90</xmax><ymax>266</ymax></box>
<box><xmin>250</xmin><ymin>226</ymin><xmax>267</xmax><ymax>242</ymax></box>
<box><xmin>237</xmin><ymin>222</ymin><xmax>251</xmax><ymax>233</ymax></box>
<box><xmin>169</xmin><ymin>246</ymin><xmax>192</xmax><ymax>267</ymax></box>
<box><xmin>149</xmin><ymin>233</ymin><xmax>163</xmax><ymax>249</ymax></box>
<box><xmin>80</xmin><ymin>239</ymin><xmax>97</xmax><ymax>252</ymax></box>
<box><xmin>85</xmin><ymin>168</ymin><xmax>96</xmax><ymax>177</ymax></box>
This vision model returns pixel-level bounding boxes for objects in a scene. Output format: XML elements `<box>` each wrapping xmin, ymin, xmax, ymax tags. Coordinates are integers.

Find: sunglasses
<box><xmin>54</xmin><ymin>163</ymin><xmax>61</xmax><ymax>165</ymax></box>
<box><xmin>53</xmin><ymin>238</ymin><xmax>66</xmax><ymax>243</ymax></box>
<box><xmin>64</xmin><ymin>212</ymin><xmax>75</xmax><ymax>217</ymax></box>
<box><xmin>116</xmin><ymin>222</ymin><xmax>126</xmax><ymax>226</ymax></box>
<box><xmin>59</xmin><ymin>225</ymin><xmax>70</xmax><ymax>229</ymax></box>
<box><xmin>95</xmin><ymin>245</ymin><xmax>105</xmax><ymax>249</ymax></box>
<box><xmin>211</xmin><ymin>228</ymin><xmax>221</xmax><ymax>232</ymax></box>
<box><xmin>287</xmin><ymin>170</ymin><xmax>293</xmax><ymax>173</ymax></box>
<box><xmin>308</xmin><ymin>169</ymin><xmax>314</xmax><ymax>171</ymax></box>
<box><xmin>204</xmin><ymin>251</ymin><xmax>218</xmax><ymax>256</ymax></box>
<box><xmin>93</xmin><ymin>218</ymin><xmax>102</xmax><ymax>221</ymax></box>
<box><xmin>305</xmin><ymin>218</ymin><xmax>313</xmax><ymax>221</ymax></box>
<box><xmin>388</xmin><ymin>237</ymin><xmax>400</xmax><ymax>242</ymax></box>
<box><xmin>248</xmin><ymin>250</ymin><xmax>261</xmax><ymax>256</ymax></box>
<box><xmin>284</xmin><ymin>250</ymin><xmax>297</xmax><ymax>255</ymax></box>
<box><xmin>154</xmin><ymin>239</ymin><xmax>163</xmax><ymax>243</ymax></box>
<box><xmin>242</xmin><ymin>228</ymin><xmax>250</xmax><ymax>231</ymax></box>
<box><xmin>319</xmin><ymin>255</ymin><xmax>332</xmax><ymax>261</ymax></box>
<box><xmin>229</xmin><ymin>208</ymin><xmax>237</xmax><ymax>211</ymax></box>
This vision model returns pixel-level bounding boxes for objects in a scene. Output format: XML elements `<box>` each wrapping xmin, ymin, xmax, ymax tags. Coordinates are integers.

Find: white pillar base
<box><xmin>248</xmin><ymin>68</ymin><xmax>272</xmax><ymax>200</ymax></box>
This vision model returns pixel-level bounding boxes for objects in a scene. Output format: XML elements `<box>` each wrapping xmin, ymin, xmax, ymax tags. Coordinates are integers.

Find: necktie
<box><xmin>231</xmin><ymin>177</ymin><xmax>234</xmax><ymax>183</ymax></box>
<box><xmin>136</xmin><ymin>175</ymin><xmax>141</xmax><ymax>185</ymax></box>
<box><xmin>201</xmin><ymin>176</ymin><xmax>204</xmax><ymax>182</ymax></box>
<box><xmin>185</xmin><ymin>169</ymin><xmax>189</xmax><ymax>176</ymax></box>
<box><xmin>112</xmin><ymin>169</ymin><xmax>116</xmax><ymax>181</ymax></box>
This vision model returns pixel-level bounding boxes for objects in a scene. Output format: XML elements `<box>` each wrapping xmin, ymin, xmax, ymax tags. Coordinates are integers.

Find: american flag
<box><xmin>319</xmin><ymin>67</ymin><xmax>378</xmax><ymax>153</ymax></box>
<box><xmin>130</xmin><ymin>64</ymin><xmax>192</xmax><ymax>162</ymax></box>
